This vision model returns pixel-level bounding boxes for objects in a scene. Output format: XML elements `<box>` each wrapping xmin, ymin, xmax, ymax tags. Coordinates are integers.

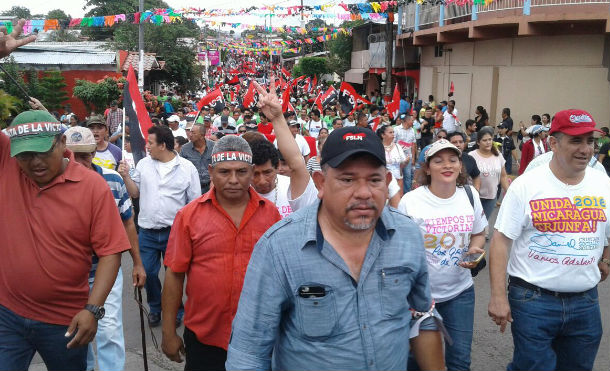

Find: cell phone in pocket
<box><xmin>298</xmin><ymin>285</ymin><xmax>326</xmax><ymax>298</ymax></box>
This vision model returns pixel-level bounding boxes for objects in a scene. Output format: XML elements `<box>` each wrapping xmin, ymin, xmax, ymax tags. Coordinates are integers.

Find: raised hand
<box><xmin>0</xmin><ymin>19</ymin><xmax>37</xmax><ymax>59</ymax></box>
<box><xmin>253</xmin><ymin>78</ymin><xmax>283</xmax><ymax>121</ymax></box>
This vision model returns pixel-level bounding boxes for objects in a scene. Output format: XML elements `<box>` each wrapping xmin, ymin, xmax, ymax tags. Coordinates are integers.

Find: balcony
<box><xmin>397</xmin><ymin>0</ymin><xmax>610</xmax><ymax>45</ymax></box>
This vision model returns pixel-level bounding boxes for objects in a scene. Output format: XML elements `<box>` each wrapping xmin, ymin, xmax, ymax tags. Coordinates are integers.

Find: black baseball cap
<box><xmin>321</xmin><ymin>126</ymin><xmax>386</xmax><ymax>168</ymax></box>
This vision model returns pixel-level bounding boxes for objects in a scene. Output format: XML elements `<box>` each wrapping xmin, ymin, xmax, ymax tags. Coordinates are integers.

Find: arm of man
<box><xmin>226</xmin><ymin>237</ymin><xmax>288</xmax><ymax>371</ymax></box>
<box><xmin>599</xmin><ymin>245</ymin><xmax>609</xmax><ymax>282</ymax></box>
<box><xmin>472</xmin><ymin>176</ymin><xmax>481</xmax><ymax>192</ymax></box>
<box><xmin>118</xmin><ymin>160</ymin><xmax>140</xmax><ymax>198</ymax></box>
<box><xmin>67</xmin><ymin>253</ymin><xmax>121</xmax><ymax>348</ymax></box>
<box><xmin>488</xmin><ymin>230</ymin><xmax>513</xmax><ymax>333</ymax></box>
<box><xmin>255</xmin><ymin>81</ymin><xmax>309</xmax><ymax>199</ymax></box>
<box><xmin>186</xmin><ymin>163</ymin><xmax>202</xmax><ymax>202</ymax></box>
<box><xmin>161</xmin><ymin>268</ymin><xmax>186</xmax><ymax>363</ymax></box>
<box><xmin>406</xmin><ymin>232</ymin><xmax>444</xmax><ymax>370</ymax></box>
<box><xmin>123</xmin><ymin>216</ymin><xmax>146</xmax><ymax>287</ymax></box>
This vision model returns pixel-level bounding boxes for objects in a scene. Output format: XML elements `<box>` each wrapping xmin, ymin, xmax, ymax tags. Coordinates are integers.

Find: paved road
<box><xmin>31</xmin><ymin>210</ymin><xmax>610</xmax><ymax>370</ymax></box>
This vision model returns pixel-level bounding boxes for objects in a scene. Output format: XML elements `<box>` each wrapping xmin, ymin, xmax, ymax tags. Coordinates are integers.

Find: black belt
<box><xmin>145</xmin><ymin>226</ymin><xmax>171</xmax><ymax>232</ymax></box>
<box><xmin>508</xmin><ymin>276</ymin><xmax>585</xmax><ymax>298</ymax></box>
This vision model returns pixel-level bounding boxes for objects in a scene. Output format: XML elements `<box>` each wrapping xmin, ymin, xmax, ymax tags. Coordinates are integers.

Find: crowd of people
<box><xmin>1</xmin><ymin>18</ymin><xmax>610</xmax><ymax>371</ymax></box>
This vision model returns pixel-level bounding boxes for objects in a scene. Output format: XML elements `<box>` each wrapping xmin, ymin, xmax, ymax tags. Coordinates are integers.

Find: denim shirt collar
<box><xmin>302</xmin><ymin>199</ymin><xmax>397</xmax><ymax>252</ymax></box>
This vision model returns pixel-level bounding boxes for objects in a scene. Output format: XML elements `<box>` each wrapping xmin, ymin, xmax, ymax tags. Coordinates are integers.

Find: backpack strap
<box><xmin>464</xmin><ymin>184</ymin><xmax>475</xmax><ymax>209</ymax></box>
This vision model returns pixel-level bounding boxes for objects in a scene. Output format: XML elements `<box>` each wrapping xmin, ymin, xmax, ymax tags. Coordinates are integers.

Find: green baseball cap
<box><xmin>6</xmin><ymin>110</ymin><xmax>63</xmax><ymax>157</ymax></box>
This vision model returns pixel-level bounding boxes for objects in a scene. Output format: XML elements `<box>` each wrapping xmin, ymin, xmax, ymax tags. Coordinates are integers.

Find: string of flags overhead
<box><xmin>0</xmin><ymin>0</ymin><xmax>491</xmax><ymax>34</ymax></box>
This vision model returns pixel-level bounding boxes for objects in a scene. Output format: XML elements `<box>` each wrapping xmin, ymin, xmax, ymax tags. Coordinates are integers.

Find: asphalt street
<box><xmin>30</xmin><ymin>210</ymin><xmax>610</xmax><ymax>371</ymax></box>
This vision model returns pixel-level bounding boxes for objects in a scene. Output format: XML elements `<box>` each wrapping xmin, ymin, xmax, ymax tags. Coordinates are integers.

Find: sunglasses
<box><xmin>238</xmin><ymin>129</ymin><xmax>247</xmax><ymax>133</ymax></box>
<box><xmin>16</xmin><ymin>139</ymin><xmax>58</xmax><ymax>162</ymax></box>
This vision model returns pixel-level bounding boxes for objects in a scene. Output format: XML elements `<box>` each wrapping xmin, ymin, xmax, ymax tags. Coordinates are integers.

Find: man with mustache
<box><xmin>226</xmin><ymin>123</ymin><xmax>445</xmax><ymax>370</ymax></box>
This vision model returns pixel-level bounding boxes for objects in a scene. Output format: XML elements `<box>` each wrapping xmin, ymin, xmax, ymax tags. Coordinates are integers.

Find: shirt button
<box><xmin>362</xmin><ymin>324</ymin><xmax>367</xmax><ymax>329</ymax></box>
<box><xmin>369</xmin><ymin>361</ymin><xmax>373</xmax><ymax>366</ymax></box>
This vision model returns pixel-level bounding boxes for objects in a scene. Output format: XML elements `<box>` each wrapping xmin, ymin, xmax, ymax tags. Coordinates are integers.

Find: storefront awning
<box><xmin>344</xmin><ymin>68</ymin><xmax>367</xmax><ymax>84</ymax></box>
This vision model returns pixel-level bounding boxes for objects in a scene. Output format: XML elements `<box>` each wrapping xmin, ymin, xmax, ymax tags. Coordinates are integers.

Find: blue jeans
<box><xmin>0</xmin><ymin>304</ymin><xmax>87</xmax><ymax>371</ymax></box>
<box><xmin>87</xmin><ymin>268</ymin><xmax>125</xmax><ymax>371</ymax></box>
<box><xmin>139</xmin><ymin>227</ymin><xmax>184</xmax><ymax>318</ymax></box>
<box><xmin>480</xmin><ymin>198</ymin><xmax>496</xmax><ymax>220</ymax></box>
<box><xmin>508</xmin><ymin>284</ymin><xmax>602</xmax><ymax>371</ymax></box>
<box><xmin>402</xmin><ymin>165</ymin><xmax>413</xmax><ymax>193</ymax></box>
<box><xmin>408</xmin><ymin>285</ymin><xmax>475</xmax><ymax>371</ymax></box>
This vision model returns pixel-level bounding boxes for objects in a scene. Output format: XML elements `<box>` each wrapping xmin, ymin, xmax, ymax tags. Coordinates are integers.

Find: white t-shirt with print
<box><xmin>495</xmin><ymin>164</ymin><xmax>610</xmax><ymax>292</ymax></box>
<box><xmin>469</xmin><ymin>150</ymin><xmax>505</xmax><ymax>199</ymax></box>
<box><xmin>261</xmin><ymin>174</ymin><xmax>319</xmax><ymax>219</ymax></box>
<box><xmin>307</xmin><ymin>120</ymin><xmax>324</xmax><ymax>139</ymax></box>
<box><xmin>399</xmin><ymin>186</ymin><xmax>488</xmax><ymax>302</ymax></box>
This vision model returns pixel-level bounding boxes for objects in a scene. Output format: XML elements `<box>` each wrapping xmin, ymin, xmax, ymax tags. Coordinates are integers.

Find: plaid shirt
<box><xmin>106</xmin><ymin>108</ymin><xmax>123</xmax><ymax>134</ymax></box>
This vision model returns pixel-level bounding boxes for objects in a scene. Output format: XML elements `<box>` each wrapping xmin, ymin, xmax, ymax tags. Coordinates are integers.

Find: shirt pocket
<box><xmin>380</xmin><ymin>266</ymin><xmax>414</xmax><ymax>318</ymax></box>
<box><xmin>296</xmin><ymin>284</ymin><xmax>337</xmax><ymax>339</ymax></box>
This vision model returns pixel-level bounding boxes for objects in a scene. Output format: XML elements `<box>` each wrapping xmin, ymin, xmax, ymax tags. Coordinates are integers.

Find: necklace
<box><xmin>273</xmin><ymin>177</ymin><xmax>278</xmax><ymax>205</ymax></box>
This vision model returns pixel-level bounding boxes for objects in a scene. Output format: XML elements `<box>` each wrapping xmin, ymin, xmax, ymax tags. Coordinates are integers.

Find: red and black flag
<box><xmin>281</xmin><ymin>67</ymin><xmax>291</xmax><ymax>81</ymax></box>
<box><xmin>386</xmin><ymin>84</ymin><xmax>401</xmax><ymax>120</ymax></box>
<box><xmin>311</xmin><ymin>75</ymin><xmax>317</xmax><ymax>92</ymax></box>
<box><xmin>242</xmin><ymin>81</ymin><xmax>259</xmax><ymax>109</ymax></box>
<box><xmin>197</xmin><ymin>88</ymin><xmax>225</xmax><ymax>114</ymax></box>
<box><xmin>315</xmin><ymin>86</ymin><xmax>338</xmax><ymax>112</ymax></box>
<box><xmin>338</xmin><ymin>82</ymin><xmax>372</xmax><ymax>115</ymax></box>
<box><xmin>280</xmin><ymin>87</ymin><xmax>292</xmax><ymax>113</ymax></box>
<box><xmin>123</xmin><ymin>65</ymin><xmax>153</xmax><ymax>165</ymax></box>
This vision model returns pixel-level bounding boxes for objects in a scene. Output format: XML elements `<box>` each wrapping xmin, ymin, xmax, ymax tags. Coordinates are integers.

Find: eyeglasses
<box><xmin>437</xmin><ymin>135</ymin><xmax>447</xmax><ymax>140</ymax></box>
<box><xmin>238</xmin><ymin>130</ymin><xmax>247</xmax><ymax>133</ymax></box>
<box><xmin>15</xmin><ymin>139</ymin><xmax>58</xmax><ymax>162</ymax></box>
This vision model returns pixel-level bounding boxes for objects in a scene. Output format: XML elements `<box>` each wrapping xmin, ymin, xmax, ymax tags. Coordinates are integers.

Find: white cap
<box><xmin>167</xmin><ymin>115</ymin><xmax>180</xmax><ymax>123</ymax></box>
<box><xmin>65</xmin><ymin>126</ymin><xmax>97</xmax><ymax>153</ymax></box>
<box><xmin>424</xmin><ymin>139</ymin><xmax>461</xmax><ymax>162</ymax></box>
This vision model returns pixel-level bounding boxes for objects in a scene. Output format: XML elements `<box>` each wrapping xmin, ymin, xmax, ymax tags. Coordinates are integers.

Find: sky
<box><xmin>0</xmin><ymin>0</ymin><xmax>346</xmax><ymax>27</ymax></box>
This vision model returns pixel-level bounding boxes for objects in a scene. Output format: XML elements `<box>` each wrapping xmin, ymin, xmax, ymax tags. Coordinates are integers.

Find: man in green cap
<box><xmin>0</xmin><ymin>110</ymin><xmax>130</xmax><ymax>370</ymax></box>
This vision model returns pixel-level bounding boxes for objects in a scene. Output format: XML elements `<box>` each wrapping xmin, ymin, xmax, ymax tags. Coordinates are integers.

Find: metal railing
<box><xmin>398</xmin><ymin>0</ymin><xmax>610</xmax><ymax>33</ymax></box>
<box><xmin>477</xmin><ymin>0</ymin><xmax>525</xmax><ymax>13</ymax></box>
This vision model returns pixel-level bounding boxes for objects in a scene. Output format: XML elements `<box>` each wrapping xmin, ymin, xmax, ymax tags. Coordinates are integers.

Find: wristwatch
<box><xmin>84</xmin><ymin>304</ymin><xmax>105</xmax><ymax>320</ymax></box>
<box><xmin>600</xmin><ymin>258</ymin><xmax>610</xmax><ymax>267</ymax></box>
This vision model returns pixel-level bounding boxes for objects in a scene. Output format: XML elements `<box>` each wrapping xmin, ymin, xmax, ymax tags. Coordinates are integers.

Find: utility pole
<box><xmin>138</xmin><ymin>0</ymin><xmax>144</xmax><ymax>92</ymax></box>
<box><xmin>384</xmin><ymin>15</ymin><xmax>393</xmax><ymax>97</ymax></box>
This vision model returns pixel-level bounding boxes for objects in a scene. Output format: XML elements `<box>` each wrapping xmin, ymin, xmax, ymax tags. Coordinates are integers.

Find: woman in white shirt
<box><xmin>399</xmin><ymin>139</ymin><xmax>487</xmax><ymax>371</ymax></box>
<box><xmin>377</xmin><ymin>125</ymin><xmax>407</xmax><ymax>199</ymax></box>
<box><xmin>469</xmin><ymin>126</ymin><xmax>510</xmax><ymax>219</ymax></box>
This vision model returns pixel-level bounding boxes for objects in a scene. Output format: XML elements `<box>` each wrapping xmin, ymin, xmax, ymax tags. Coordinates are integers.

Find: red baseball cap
<box><xmin>549</xmin><ymin>109</ymin><xmax>603</xmax><ymax>136</ymax></box>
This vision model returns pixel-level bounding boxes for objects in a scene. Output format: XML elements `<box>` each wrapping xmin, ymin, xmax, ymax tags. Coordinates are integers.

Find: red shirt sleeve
<box><xmin>165</xmin><ymin>207</ymin><xmax>193</xmax><ymax>273</ymax></box>
<box><xmin>90</xmin><ymin>179</ymin><xmax>131</xmax><ymax>257</ymax></box>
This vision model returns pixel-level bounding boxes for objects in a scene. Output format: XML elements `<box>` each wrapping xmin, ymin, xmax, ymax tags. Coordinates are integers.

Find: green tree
<box><xmin>83</xmin><ymin>0</ymin><xmax>202</xmax><ymax>91</ymax></box>
<box><xmin>112</xmin><ymin>21</ymin><xmax>203</xmax><ymax>91</ymax></box>
<box><xmin>46</xmin><ymin>9</ymin><xmax>70</xmax><ymax>19</ymax></box>
<box><xmin>47</xmin><ymin>29</ymin><xmax>80</xmax><ymax>42</ymax></box>
<box><xmin>40</xmin><ymin>71</ymin><xmax>68</xmax><ymax>111</ymax></box>
<box><xmin>0</xmin><ymin>57</ymin><xmax>29</xmax><ymax>104</ymax></box>
<box><xmin>73</xmin><ymin>77</ymin><xmax>123</xmax><ymax>113</ymax></box>
<box><xmin>298</xmin><ymin>57</ymin><xmax>328</xmax><ymax>77</ymax></box>
<box><xmin>0</xmin><ymin>90</ymin><xmax>21</xmax><ymax>128</ymax></box>
<box><xmin>1</xmin><ymin>6</ymin><xmax>31</xmax><ymax>19</ymax></box>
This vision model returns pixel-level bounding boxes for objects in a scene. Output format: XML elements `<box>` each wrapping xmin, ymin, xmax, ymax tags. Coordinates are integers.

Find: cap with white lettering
<box><xmin>549</xmin><ymin>109</ymin><xmax>603</xmax><ymax>136</ymax></box>
<box><xmin>320</xmin><ymin>126</ymin><xmax>386</xmax><ymax>168</ymax></box>
<box><xmin>6</xmin><ymin>110</ymin><xmax>63</xmax><ymax>157</ymax></box>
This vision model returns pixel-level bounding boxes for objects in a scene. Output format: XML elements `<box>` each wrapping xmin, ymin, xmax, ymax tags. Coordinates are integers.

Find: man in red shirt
<box><xmin>161</xmin><ymin>135</ymin><xmax>281</xmax><ymax>370</ymax></box>
<box><xmin>0</xmin><ymin>109</ymin><xmax>129</xmax><ymax>370</ymax></box>
<box><xmin>257</xmin><ymin>113</ymin><xmax>273</xmax><ymax>134</ymax></box>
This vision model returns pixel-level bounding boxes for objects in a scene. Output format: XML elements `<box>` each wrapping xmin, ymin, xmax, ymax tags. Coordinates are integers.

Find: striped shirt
<box><xmin>306</xmin><ymin>157</ymin><xmax>321</xmax><ymax>174</ymax></box>
<box><xmin>89</xmin><ymin>164</ymin><xmax>132</xmax><ymax>279</ymax></box>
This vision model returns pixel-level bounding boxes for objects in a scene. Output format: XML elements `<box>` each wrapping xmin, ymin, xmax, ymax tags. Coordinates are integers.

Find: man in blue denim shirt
<box><xmin>226</xmin><ymin>125</ymin><xmax>444</xmax><ymax>371</ymax></box>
